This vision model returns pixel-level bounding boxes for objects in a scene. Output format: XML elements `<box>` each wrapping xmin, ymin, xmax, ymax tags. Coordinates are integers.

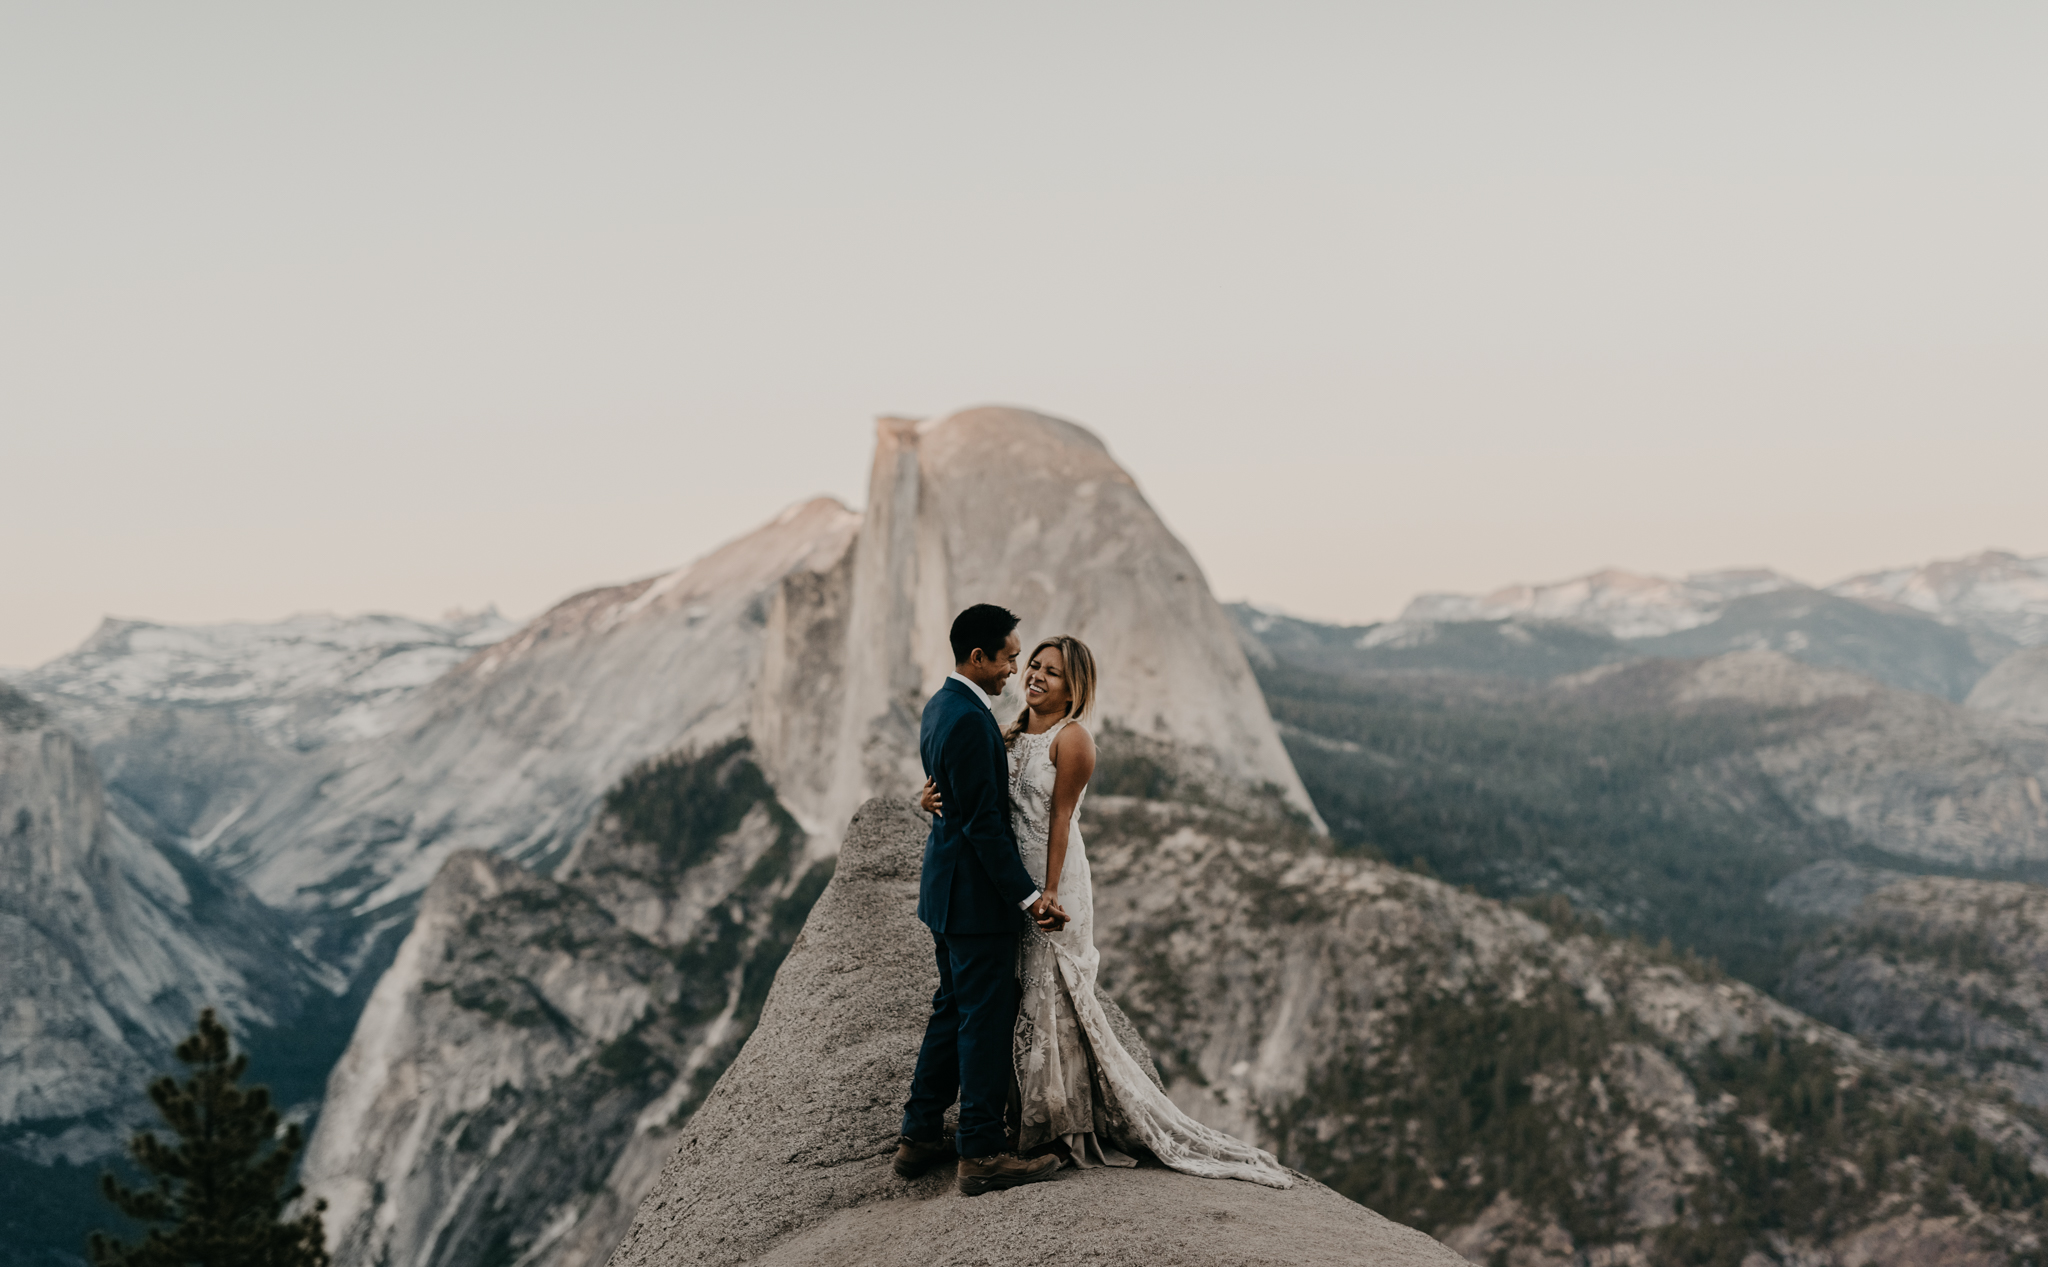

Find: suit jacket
<box><xmin>916</xmin><ymin>677</ymin><xmax>1038</xmax><ymax>934</ymax></box>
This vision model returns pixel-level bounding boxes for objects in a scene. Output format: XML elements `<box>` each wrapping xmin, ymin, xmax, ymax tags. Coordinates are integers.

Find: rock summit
<box><xmin>606</xmin><ymin>798</ymin><xmax>1463</xmax><ymax>1267</ymax></box>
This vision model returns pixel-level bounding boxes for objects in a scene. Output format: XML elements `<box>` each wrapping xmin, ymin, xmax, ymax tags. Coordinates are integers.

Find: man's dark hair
<box><xmin>950</xmin><ymin>604</ymin><xmax>1019</xmax><ymax>665</ymax></box>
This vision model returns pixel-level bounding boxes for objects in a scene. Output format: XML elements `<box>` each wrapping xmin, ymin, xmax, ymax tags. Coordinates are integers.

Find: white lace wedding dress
<box><xmin>1009</xmin><ymin>719</ymin><xmax>1292</xmax><ymax>1187</ymax></box>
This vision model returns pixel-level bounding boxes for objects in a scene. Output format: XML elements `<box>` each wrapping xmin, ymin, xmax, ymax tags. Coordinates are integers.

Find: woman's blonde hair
<box><xmin>1004</xmin><ymin>634</ymin><xmax>1097</xmax><ymax>746</ymax></box>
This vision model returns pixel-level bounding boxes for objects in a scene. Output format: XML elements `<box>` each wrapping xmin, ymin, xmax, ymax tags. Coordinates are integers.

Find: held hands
<box><xmin>920</xmin><ymin>778</ymin><xmax>1065</xmax><ymax>931</ymax></box>
<box><xmin>1030</xmin><ymin>891</ymin><xmax>1070</xmax><ymax>933</ymax></box>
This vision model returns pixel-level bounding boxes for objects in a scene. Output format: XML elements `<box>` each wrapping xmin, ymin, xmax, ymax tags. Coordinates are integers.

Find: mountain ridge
<box><xmin>0</xmin><ymin>679</ymin><xmax>336</xmax><ymax>1266</ymax></box>
<box><xmin>1396</xmin><ymin>549</ymin><xmax>2048</xmax><ymax>651</ymax></box>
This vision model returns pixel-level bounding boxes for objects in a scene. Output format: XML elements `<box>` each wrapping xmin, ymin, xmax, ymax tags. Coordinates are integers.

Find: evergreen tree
<box><xmin>89</xmin><ymin>1009</ymin><xmax>328</xmax><ymax>1267</ymax></box>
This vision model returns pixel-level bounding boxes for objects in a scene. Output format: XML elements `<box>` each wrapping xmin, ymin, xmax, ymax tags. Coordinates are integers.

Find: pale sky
<box><xmin>4</xmin><ymin>2</ymin><xmax>2044</xmax><ymax>668</ymax></box>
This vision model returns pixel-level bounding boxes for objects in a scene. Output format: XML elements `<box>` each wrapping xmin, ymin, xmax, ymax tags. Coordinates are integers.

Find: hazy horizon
<box><xmin>6</xmin><ymin>3</ymin><xmax>2044</xmax><ymax>667</ymax></box>
<box><xmin>6</xmin><ymin>428</ymin><xmax>2036</xmax><ymax>668</ymax></box>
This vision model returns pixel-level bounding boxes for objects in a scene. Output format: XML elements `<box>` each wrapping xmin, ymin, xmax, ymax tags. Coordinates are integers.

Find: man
<box><xmin>894</xmin><ymin>603</ymin><xmax>1068</xmax><ymax>1195</ymax></box>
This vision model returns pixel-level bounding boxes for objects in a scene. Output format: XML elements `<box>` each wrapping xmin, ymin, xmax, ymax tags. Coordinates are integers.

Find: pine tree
<box><xmin>89</xmin><ymin>1009</ymin><xmax>328</xmax><ymax>1267</ymax></box>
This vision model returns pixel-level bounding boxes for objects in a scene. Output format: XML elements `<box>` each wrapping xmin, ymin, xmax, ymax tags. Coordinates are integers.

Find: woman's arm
<box><xmin>1042</xmin><ymin>723</ymin><xmax>1096</xmax><ymax>899</ymax></box>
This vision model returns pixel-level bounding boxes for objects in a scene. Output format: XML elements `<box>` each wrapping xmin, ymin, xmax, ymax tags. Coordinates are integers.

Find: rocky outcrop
<box><xmin>1969</xmin><ymin>647</ymin><xmax>2048</xmax><ymax>729</ymax></box>
<box><xmin>608</xmin><ymin>799</ymin><xmax>1459</xmax><ymax>1267</ymax></box>
<box><xmin>0</xmin><ymin>685</ymin><xmax>325</xmax><ymax>1161</ymax></box>
<box><xmin>301</xmin><ymin>740</ymin><xmax>831</xmax><ymax>1267</ymax></box>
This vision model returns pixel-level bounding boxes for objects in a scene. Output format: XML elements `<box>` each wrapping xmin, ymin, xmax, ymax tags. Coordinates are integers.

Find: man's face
<box><xmin>964</xmin><ymin>633</ymin><xmax>1021</xmax><ymax>695</ymax></box>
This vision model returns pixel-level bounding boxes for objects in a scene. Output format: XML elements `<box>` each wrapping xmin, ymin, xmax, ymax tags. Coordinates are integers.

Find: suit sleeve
<box><xmin>940</xmin><ymin>716</ymin><xmax>1039</xmax><ymax>908</ymax></box>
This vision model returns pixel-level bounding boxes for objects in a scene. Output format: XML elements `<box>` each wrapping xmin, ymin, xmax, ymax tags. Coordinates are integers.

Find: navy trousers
<box><xmin>900</xmin><ymin>930</ymin><xmax>1017</xmax><ymax>1159</ymax></box>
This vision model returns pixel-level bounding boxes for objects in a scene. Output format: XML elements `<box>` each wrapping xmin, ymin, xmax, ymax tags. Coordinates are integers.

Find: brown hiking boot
<box><xmin>892</xmin><ymin>1135</ymin><xmax>954</xmax><ymax>1179</ymax></box>
<box><xmin>956</xmin><ymin>1151</ymin><xmax>1060</xmax><ymax>1196</ymax></box>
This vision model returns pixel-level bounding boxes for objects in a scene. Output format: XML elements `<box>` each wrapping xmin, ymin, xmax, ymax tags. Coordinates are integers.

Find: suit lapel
<box><xmin>940</xmin><ymin>677</ymin><xmax>1012</xmax><ymax>819</ymax></box>
<box><xmin>941</xmin><ymin>677</ymin><xmax>1003</xmax><ymax>736</ymax></box>
<box><xmin>940</xmin><ymin>676</ymin><xmax>987</xmax><ymax>713</ymax></box>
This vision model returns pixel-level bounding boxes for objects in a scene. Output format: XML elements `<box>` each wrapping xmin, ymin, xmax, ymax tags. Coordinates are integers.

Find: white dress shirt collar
<box><xmin>946</xmin><ymin>671</ymin><xmax>998</xmax><ymax>715</ymax></box>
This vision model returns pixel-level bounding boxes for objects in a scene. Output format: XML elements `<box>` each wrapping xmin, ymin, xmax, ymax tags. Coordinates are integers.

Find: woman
<box><xmin>923</xmin><ymin>635</ymin><xmax>1291</xmax><ymax>1188</ymax></box>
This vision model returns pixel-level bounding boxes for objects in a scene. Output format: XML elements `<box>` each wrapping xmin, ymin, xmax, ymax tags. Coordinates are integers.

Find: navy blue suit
<box><xmin>900</xmin><ymin>677</ymin><xmax>1039</xmax><ymax>1158</ymax></box>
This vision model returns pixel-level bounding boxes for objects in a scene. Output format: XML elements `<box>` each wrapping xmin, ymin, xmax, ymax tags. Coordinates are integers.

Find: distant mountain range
<box><xmin>1231</xmin><ymin>549</ymin><xmax>2048</xmax><ymax>982</ymax></box>
<box><xmin>9</xmin><ymin>425</ymin><xmax>2048</xmax><ymax>1267</ymax></box>
<box><xmin>13</xmin><ymin>610</ymin><xmax>514</xmax><ymax>858</ymax></box>
<box><xmin>1238</xmin><ymin>549</ymin><xmax>2048</xmax><ymax>707</ymax></box>
<box><xmin>1404</xmin><ymin>549</ymin><xmax>2048</xmax><ymax>648</ymax></box>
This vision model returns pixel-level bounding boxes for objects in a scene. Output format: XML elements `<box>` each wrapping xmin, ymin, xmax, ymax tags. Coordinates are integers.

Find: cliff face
<box><xmin>607</xmin><ymin>799</ymin><xmax>1461</xmax><ymax>1267</ymax></box>
<box><xmin>208</xmin><ymin>497</ymin><xmax>859</xmax><ymax>971</ymax></box>
<box><xmin>301</xmin><ymin>741</ymin><xmax>830</xmax><ymax>1267</ymax></box>
<box><xmin>0</xmin><ymin>686</ymin><xmax>320</xmax><ymax>1163</ymax></box>
<box><xmin>814</xmin><ymin>408</ymin><xmax>1320</xmax><ymax>833</ymax></box>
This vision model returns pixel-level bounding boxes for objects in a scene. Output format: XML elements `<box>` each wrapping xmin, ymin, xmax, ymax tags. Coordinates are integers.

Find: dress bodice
<box><xmin>1008</xmin><ymin>718</ymin><xmax>1085</xmax><ymax>864</ymax></box>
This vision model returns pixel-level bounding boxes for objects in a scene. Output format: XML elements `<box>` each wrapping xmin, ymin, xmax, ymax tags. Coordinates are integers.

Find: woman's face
<box><xmin>1024</xmin><ymin>644</ymin><xmax>1071</xmax><ymax>715</ymax></box>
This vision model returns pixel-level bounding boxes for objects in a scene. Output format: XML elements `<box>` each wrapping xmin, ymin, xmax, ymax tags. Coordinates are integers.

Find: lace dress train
<box><xmin>1009</xmin><ymin>721</ymin><xmax>1291</xmax><ymax>1188</ymax></box>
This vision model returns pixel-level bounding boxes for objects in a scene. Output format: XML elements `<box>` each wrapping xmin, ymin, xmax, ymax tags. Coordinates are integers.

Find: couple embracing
<box><xmin>894</xmin><ymin>603</ymin><xmax>1292</xmax><ymax>1196</ymax></box>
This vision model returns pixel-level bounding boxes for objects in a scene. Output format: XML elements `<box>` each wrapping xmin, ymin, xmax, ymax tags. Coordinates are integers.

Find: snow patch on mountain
<box><xmin>21</xmin><ymin>608</ymin><xmax>515</xmax><ymax>751</ymax></box>
<box><xmin>1402</xmin><ymin>568</ymin><xmax>1803</xmax><ymax>640</ymax></box>
<box><xmin>1830</xmin><ymin>549</ymin><xmax>2048</xmax><ymax>646</ymax></box>
<box><xmin>14</xmin><ymin>608</ymin><xmax>516</xmax><ymax>857</ymax></box>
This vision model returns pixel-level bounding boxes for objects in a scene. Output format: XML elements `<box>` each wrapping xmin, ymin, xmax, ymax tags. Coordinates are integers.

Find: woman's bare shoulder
<box><xmin>1054</xmin><ymin>720</ymin><xmax>1096</xmax><ymax>758</ymax></box>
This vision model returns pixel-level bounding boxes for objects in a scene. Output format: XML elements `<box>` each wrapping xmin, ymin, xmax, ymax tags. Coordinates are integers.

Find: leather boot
<box><xmin>956</xmin><ymin>1151</ymin><xmax>1061</xmax><ymax>1196</ymax></box>
<box><xmin>892</xmin><ymin>1135</ymin><xmax>955</xmax><ymax>1179</ymax></box>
